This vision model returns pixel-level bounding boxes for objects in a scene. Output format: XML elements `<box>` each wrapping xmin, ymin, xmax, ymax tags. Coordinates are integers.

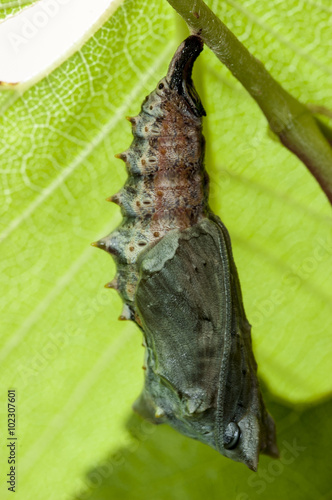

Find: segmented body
<box><xmin>94</xmin><ymin>36</ymin><xmax>278</xmax><ymax>470</ymax></box>
<box><xmin>97</xmin><ymin>42</ymin><xmax>208</xmax><ymax>317</ymax></box>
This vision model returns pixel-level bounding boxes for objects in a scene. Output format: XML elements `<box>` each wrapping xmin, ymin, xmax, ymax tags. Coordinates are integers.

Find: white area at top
<box><xmin>0</xmin><ymin>0</ymin><xmax>122</xmax><ymax>87</ymax></box>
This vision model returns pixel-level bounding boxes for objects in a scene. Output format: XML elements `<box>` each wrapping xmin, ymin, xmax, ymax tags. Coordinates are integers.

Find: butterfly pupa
<box><xmin>94</xmin><ymin>35</ymin><xmax>278</xmax><ymax>470</ymax></box>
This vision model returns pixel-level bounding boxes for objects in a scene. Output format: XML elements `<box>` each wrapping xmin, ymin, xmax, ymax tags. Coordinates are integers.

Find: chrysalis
<box><xmin>93</xmin><ymin>35</ymin><xmax>278</xmax><ymax>470</ymax></box>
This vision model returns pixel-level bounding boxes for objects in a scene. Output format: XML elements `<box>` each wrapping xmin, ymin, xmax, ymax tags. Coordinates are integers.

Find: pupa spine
<box><xmin>94</xmin><ymin>36</ymin><xmax>209</xmax><ymax>317</ymax></box>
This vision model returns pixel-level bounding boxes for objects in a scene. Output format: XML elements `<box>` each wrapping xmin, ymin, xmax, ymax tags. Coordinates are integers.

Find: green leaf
<box><xmin>0</xmin><ymin>0</ymin><xmax>331</xmax><ymax>499</ymax></box>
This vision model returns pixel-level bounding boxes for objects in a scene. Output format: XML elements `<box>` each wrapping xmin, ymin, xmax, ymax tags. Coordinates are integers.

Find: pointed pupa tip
<box><xmin>248</xmin><ymin>462</ymin><xmax>258</xmax><ymax>472</ymax></box>
<box><xmin>245</xmin><ymin>454</ymin><xmax>258</xmax><ymax>472</ymax></box>
<box><xmin>106</xmin><ymin>193</ymin><xmax>120</xmax><ymax>205</ymax></box>
<box><xmin>91</xmin><ymin>241</ymin><xmax>99</xmax><ymax>247</ymax></box>
<box><xmin>154</xmin><ymin>407</ymin><xmax>165</xmax><ymax>418</ymax></box>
